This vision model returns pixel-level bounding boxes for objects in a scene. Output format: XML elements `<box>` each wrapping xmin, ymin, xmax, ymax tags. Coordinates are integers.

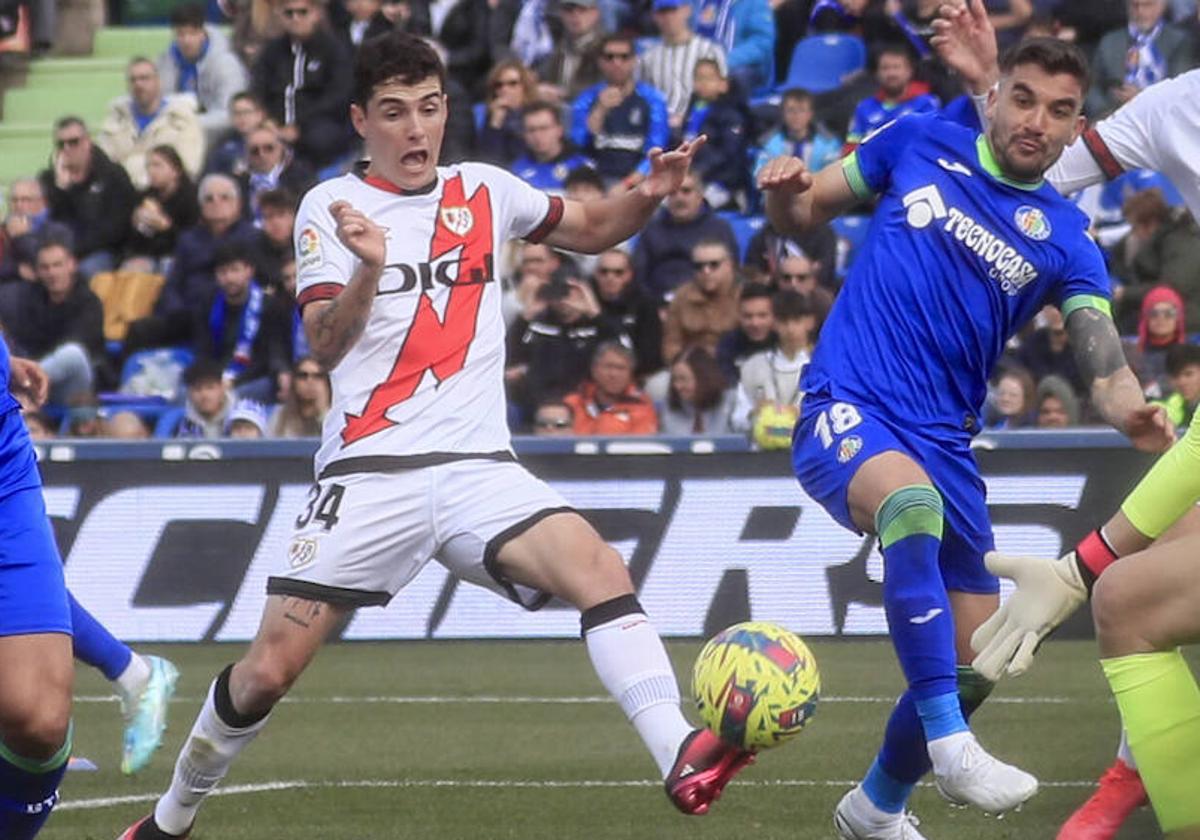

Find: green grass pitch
<box><xmin>46</xmin><ymin>639</ymin><xmax>1180</xmax><ymax>839</ymax></box>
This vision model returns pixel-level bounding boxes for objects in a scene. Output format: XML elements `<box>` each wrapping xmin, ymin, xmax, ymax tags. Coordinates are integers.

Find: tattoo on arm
<box><xmin>1068</xmin><ymin>307</ymin><xmax>1127</xmax><ymax>384</ymax></box>
<box><xmin>309</xmin><ymin>294</ymin><xmax>369</xmax><ymax>370</ymax></box>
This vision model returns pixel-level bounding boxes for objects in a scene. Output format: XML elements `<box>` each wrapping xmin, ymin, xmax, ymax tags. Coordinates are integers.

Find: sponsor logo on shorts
<box><xmin>1014</xmin><ymin>205</ymin><xmax>1052</xmax><ymax>241</ymax></box>
<box><xmin>288</xmin><ymin>537</ymin><xmax>318</xmax><ymax>570</ymax></box>
<box><xmin>298</xmin><ymin>226</ymin><xmax>321</xmax><ymax>271</ymax></box>
<box><xmin>837</xmin><ymin>435</ymin><xmax>863</xmax><ymax>464</ymax></box>
<box><xmin>440</xmin><ymin>206</ymin><xmax>474</xmax><ymax>237</ymax></box>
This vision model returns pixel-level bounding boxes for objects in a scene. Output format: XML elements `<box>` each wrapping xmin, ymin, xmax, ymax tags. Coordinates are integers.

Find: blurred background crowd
<box><xmin>1</xmin><ymin>0</ymin><xmax>1199</xmax><ymax>445</ymax></box>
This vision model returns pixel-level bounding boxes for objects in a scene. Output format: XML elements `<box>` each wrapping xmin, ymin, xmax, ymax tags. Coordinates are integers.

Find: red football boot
<box><xmin>1057</xmin><ymin>759</ymin><xmax>1148</xmax><ymax>840</ymax></box>
<box><xmin>116</xmin><ymin>814</ymin><xmax>189</xmax><ymax>840</ymax></box>
<box><xmin>664</xmin><ymin>728</ymin><xmax>756</xmax><ymax>815</ymax></box>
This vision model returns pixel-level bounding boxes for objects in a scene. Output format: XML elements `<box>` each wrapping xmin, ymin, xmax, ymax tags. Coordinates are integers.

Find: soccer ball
<box><xmin>691</xmin><ymin>621</ymin><xmax>820</xmax><ymax>751</ymax></box>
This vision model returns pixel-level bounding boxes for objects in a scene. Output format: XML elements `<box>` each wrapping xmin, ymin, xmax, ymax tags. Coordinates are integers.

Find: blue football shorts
<box><xmin>0</xmin><ymin>482</ymin><xmax>72</xmax><ymax>637</ymax></box>
<box><xmin>792</xmin><ymin>391</ymin><xmax>998</xmax><ymax>595</ymax></box>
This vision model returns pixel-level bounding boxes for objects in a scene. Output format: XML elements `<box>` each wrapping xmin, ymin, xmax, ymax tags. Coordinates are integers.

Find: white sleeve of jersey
<box><xmin>474</xmin><ymin>163</ymin><xmax>558</xmax><ymax>242</ymax></box>
<box><xmin>1046</xmin><ymin>73</ymin><xmax>1190</xmax><ymax>195</ymax></box>
<box><xmin>294</xmin><ymin>183</ymin><xmax>357</xmax><ymax>303</ymax></box>
<box><xmin>1088</xmin><ymin>80</ymin><xmax>1168</xmax><ymax>173</ymax></box>
<box><xmin>1045</xmin><ymin>139</ymin><xmax>1107</xmax><ymax>195</ymax></box>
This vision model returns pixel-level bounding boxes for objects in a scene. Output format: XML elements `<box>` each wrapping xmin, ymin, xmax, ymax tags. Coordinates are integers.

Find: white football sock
<box><xmin>154</xmin><ymin>676</ymin><xmax>270</xmax><ymax>835</ymax></box>
<box><xmin>1117</xmin><ymin>728</ymin><xmax>1138</xmax><ymax>771</ymax></box>
<box><xmin>115</xmin><ymin>652</ymin><xmax>152</xmax><ymax>706</ymax></box>
<box><xmin>584</xmin><ymin>611</ymin><xmax>694</xmax><ymax>777</ymax></box>
<box><xmin>927</xmin><ymin>730</ymin><xmax>973</xmax><ymax>778</ymax></box>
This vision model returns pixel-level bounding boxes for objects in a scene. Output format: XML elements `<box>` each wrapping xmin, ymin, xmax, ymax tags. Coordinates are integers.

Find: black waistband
<box><xmin>318</xmin><ymin>451</ymin><xmax>516</xmax><ymax>480</ymax></box>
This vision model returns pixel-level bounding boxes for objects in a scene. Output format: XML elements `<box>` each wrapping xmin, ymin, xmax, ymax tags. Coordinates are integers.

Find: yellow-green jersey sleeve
<box><xmin>1121</xmin><ymin>410</ymin><xmax>1200</xmax><ymax>539</ymax></box>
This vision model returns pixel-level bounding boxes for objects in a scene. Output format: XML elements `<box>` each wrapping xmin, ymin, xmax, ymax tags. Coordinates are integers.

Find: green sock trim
<box><xmin>0</xmin><ymin>720</ymin><xmax>72</xmax><ymax>774</ymax></box>
<box><xmin>1103</xmin><ymin>650</ymin><xmax>1200</xmax><ymax>833</ymax></box>
<box><xmin>957</xmin><ymin>666</ymin><xmax>995</xmax><ymax>714</ymax></box>
<box><xmin>875</xmin><ymin>485</ymin><xmax>944</xmax><ymax>548</ymax></box>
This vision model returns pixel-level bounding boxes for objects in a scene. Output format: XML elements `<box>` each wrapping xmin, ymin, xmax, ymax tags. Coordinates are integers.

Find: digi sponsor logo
<box><xmin>1014</xmin><ymin>205</ymin><xmax>1052</xmax><ymax>241</ymax></box>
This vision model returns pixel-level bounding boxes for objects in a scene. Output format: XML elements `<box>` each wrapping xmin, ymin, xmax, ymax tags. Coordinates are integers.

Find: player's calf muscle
<box><xmin>232</xmin><ymin>596</ymin><xmax>344</xmax><ymax>710</ymax></box>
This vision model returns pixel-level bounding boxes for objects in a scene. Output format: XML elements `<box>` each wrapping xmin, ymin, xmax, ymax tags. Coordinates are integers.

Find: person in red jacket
<box><xmin>566</xmin><ymin>341</ymin><xmax>659</xmax><ymax>435</ymax></box>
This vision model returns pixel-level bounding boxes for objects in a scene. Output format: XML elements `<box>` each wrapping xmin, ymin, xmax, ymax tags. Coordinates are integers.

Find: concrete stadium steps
<box><xmin>92</xmin><ymin>27</ymin><xmax>171</xmax><ymax>60</ymax></box>
<box><xmin>0</xmin><ymin>27</ymin><xmax>172</xmax><ymax>186</ymax></box>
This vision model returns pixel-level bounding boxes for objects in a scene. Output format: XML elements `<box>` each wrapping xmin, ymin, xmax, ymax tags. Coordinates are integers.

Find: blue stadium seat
<box><xmin>472</xmin><ymin>102</ymin><xmax>487</xmax><ymax>135</ymax></box>
<box><xmin>718</xmin><ymin>212</ymin><xmax>766</xmax><ymax>264</ymax></box>
<box><xmin>779</xmin><ymin>34</ymin><xmax>867</xmax><ymax>95</ymax></box>
<box><xmin>118</xmin><ymin>347</ymin><xmax>195</xmax><ymax>406</ymax></box>
<box><xmin>153</xmin><ymin>407</ymin><xmax>187</xmax><ymax>439</ymax></box>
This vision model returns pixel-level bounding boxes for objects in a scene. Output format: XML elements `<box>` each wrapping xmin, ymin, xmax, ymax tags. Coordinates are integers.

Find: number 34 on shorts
<box><xmin>295</xmin><ymin>482</ymin><xmax>347</xmax><ymax>532</ymax></box>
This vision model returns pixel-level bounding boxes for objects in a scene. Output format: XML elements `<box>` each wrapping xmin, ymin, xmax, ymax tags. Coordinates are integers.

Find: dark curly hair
<box><xmin>354</xmin><ymin>31</ymin><xmax>446</xmax><ymax>109</ymax></box>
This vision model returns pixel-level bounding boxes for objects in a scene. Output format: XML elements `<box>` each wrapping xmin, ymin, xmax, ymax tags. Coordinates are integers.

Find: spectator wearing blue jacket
<box><xmin>753</xmin><ymin>88</ymin><xmax>841</xmax><ymax>179</ymax></box>
<box><xmin>845</xmin><ymin>42</ymin><xmax>939</xmax><ymax>149</ymax></box>
<box><xmin>124</xmin><ymin>174</ymin><xmax>256</xmax><ymax>354</ymax></box>
<box><xmin>690</xmin><ymin>0</ymin><xmax>775</xmax><ymax>95</ymax></box>
<box><xmin>681</xmin><ymin>58</ymin><xmax>750</xmax><ymax>210</ymax></box>
<box><xmin>571</xmin><ymin>33</ymin><xmax>670</xmax><ymax>184</ymax></box>
<box><xmin>632</xmin><ymin>170</ymin><xmax>738</xmax><ymax>303</ymax></box>
<box><xmin>511</xmin><ymin>102</ymin><xmax>595</xmax><ymax>195</ymax></box>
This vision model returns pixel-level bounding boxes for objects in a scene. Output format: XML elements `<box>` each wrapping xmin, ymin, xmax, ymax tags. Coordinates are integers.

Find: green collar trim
<box><xmin>975</xmin><ymin>134</ymin><xmax>1044</xmax><ymax>192</ymax></box>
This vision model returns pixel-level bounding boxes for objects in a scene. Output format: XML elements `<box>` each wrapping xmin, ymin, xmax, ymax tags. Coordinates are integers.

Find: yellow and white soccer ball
<box><xmin>692</xmin><ymin>621</ymin><xmax>820</xmax><ymax>751</ymax></box>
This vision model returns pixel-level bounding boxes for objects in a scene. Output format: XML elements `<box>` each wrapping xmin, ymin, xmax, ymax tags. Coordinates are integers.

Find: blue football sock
<box><xmin>870</xmin><ymin>668</ymin><xmax>996</xmax><ymax>811</ymax></box>
<box><xmin>0</xmin><ymin>728</ymin><xmax>71</xmax><ymax>839</ymax></box>
<box><xmin>876</xmin><ymin>485</ymin><xmax>958</xmax><ymax>706</ymax></box>
<box><xmin>68</xmin><ymin>592</ymin><xmax>132</xmax><ymax>681</ymax></box>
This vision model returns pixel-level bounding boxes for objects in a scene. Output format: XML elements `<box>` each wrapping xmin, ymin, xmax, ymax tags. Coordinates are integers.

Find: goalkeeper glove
<box><xmin>970</xmin><ymin>549</ymin><xmax>1089</xmax><ymax>681</ymax></box>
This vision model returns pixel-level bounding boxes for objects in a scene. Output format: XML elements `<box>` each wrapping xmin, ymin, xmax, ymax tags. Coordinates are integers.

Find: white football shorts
<box><xmin>267</xmin><ymin>458</ymin><xmax>574</xmax><ymax>609</ymax></box>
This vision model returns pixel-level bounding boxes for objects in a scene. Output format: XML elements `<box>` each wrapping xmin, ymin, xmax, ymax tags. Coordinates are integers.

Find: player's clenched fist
<box><xmin>756</xmin><ymin>156</ymin><xmax>814</xmax><ymax>195</ymax></box>
<box><xmin>330</xmin><ymin>200</ymin><xmax>388</xmax><ymax>269</ymax></box>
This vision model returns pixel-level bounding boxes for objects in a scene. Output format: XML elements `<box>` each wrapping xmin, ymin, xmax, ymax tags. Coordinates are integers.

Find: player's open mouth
<box><xmin>401</xmin><ymin>150</ymin><xmax>429</xmax><ymax>167</ymax></box>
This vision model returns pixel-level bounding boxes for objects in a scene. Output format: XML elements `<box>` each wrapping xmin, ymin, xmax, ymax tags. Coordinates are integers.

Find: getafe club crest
<box><xmin>288</xmin><ymin>537</ymin><xmax>318</xmax><ymax>570</ymax></box>
<box><xmin>837</xmin><ymin>435</ymin><xmax>863</xmax><ymax>464</ymax></box>
<box><xmin>1014</xmin><ymin>205</ymin><xmax>1051</xmax><ymax>241</ymax></box>
<box><xmin>440</xmin><ymin>206</ymin><xmax>474</xmax><ymax>237</ymax></box>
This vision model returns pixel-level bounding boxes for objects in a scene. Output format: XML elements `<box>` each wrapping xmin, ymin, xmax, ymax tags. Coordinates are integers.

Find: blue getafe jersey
<box><xmin>511</xmin><ymin>152</ymin><xmax>595</xmax><ymax>193</ymax></box>
<box><xmin>803</xmin><ymin>113</ymin><xmax>1111</xmax><ymax>437</ymax></box>
<box><xmin>847</xmin><ymin>91</ymin><xmax>940</xmax><ymax>143</ymax></box>
<box><xmin>0</xmin><ymin>340</ymin><xmax>40</xmax><ymax>496</ymax></box>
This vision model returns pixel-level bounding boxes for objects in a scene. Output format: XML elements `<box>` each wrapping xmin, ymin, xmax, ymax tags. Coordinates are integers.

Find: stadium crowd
<box><xmin>3</xmin><ymin>0</ymin><xmax>1200</xmax><ymax>443</ymax></box>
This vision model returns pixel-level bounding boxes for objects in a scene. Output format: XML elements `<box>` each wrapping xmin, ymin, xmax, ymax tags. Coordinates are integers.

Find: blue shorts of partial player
<box><xmin>792</xmin><ymin>391</ymin><xmax>999</xmax><ymax>595</ymax></box>
<box><xmin>0</xmin><ymin>416</ymin><xmax>71</xmax><ymax>637</ymax></box>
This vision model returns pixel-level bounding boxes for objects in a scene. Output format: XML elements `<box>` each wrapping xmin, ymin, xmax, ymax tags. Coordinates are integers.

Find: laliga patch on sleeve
<box><xmin>298</xmin><ymin>226</ymin><xmax>322</xmax><ymax>271</ymax></box>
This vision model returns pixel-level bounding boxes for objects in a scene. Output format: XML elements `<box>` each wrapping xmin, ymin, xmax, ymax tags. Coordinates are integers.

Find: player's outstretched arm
<box><xmin>303</xmin><ymin>201</ymin><xmax>387</xmax><ymax>370</ymax></box>
<box><xmin>1068</xmin><ymin>305</ymin><xmax>1175</xmax><ymax>453</ymax></box>
<box><xmin>544</xmin><ymin>137</ymin><xmax>707</xmax><ymax>254</ymax></box>
<box><xmin>758</xmin><ymin>156</ymin><xmax>857</xmax><ymax>238</ymax></box>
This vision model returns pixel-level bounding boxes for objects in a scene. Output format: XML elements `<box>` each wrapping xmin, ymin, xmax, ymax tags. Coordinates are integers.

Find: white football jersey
<box><xmin>1047</xmin><ymin>69</ymin><xmax>1200</xmax><ymax>220</ymax></box>
<box><xmin>294</xmin><ymin>163</ymin><xmax>563</xmax><ymax>478</ymax></box>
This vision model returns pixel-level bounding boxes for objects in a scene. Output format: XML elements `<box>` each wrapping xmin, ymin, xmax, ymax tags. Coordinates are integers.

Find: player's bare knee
<box><xmin>1</xmin><ymin>699</ymin><xmax>70</xmax><ymax>760</ymax></box>
<box><xmin>234</xmin><ymin>653</ymin><xmax>301</xmax><ymax>709</ymax></box>
<box><xmin>1093</xmin><ymin>572</ymin><xmax>1147</xmax><ymax>656</ymax></box>
<box><xmin>572</xmin><ymin>541</ymin><xmax>632</xmax><ymax>603</ymax></box>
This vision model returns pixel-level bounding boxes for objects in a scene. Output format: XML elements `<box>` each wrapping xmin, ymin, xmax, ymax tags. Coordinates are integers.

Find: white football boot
<box><xmin>834</xmin><ymin>785</ymin><xmax>929</xmax><ymax>840</ymax></box>
<box><xmin>931</xmin><ymin>732</ymin><xmax>1038</xmax><ymax>813</ymax></box>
